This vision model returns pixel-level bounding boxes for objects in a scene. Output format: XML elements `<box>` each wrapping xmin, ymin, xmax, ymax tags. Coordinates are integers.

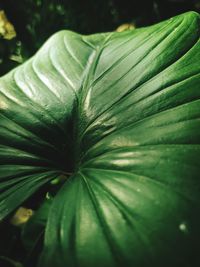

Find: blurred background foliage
<box><xmin>0</xmin><ymin>0</ymin><xmax>199</xmax><ymax>75</ymax></box>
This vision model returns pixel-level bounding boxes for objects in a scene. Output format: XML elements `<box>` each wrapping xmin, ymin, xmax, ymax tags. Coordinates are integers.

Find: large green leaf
<box><xmin>0</xmin><ymin>30</ymin><xmax>94</xmax><ymax>219</ymax></box>
<box><xmin>0</xmin><ymin>11</ymin><xmax>200</xmax><ymax>267</ymax></box>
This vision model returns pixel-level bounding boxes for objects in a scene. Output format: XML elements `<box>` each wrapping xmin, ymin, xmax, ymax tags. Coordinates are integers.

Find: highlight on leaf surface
<box><xmin>0</xmin><ymin>11</ymin><xmax>200</xmax><ymax>267</ymax></box>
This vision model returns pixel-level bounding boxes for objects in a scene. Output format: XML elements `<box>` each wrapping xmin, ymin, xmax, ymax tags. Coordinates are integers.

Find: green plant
<box><xmin>0</xmin><ymin>11</ymin><xmax>200</xmax><ymax>267</ymax></box>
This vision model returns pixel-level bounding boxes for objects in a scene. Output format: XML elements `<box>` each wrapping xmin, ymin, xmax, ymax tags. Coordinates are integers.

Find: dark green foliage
<box><xmin>0</xmin><ymin>0</ymin><xmax>199</xmax><ymax>75</ymax></box>
<box><xmin>0</xmin><ymin>8</ymin><xmax>200</xmax><ymax>267</ymax></box>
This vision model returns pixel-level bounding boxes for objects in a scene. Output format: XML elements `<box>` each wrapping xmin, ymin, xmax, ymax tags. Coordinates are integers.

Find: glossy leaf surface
<box><xmin>0</xmin><ymin>11</ymin><xmax>200</xmax><ymax>267</ymax></box>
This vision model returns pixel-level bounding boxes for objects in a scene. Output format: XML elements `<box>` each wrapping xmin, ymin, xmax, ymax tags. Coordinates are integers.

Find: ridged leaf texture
<box><xmin>0</xmin><ymin>11</ymin><xmax>200</xmax><ymax>267</ymax></box>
